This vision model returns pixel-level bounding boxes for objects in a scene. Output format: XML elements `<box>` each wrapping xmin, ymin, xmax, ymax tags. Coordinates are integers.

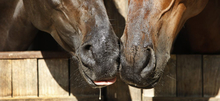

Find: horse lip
<box><xmin>94</xmin><ymin>77</ymin><xmax>117</xmax><ymax>86</ymax></box>
<box><xmin>80</xmin><ymin>63</ymin><xmax>117</xmax><ymax>88</ymax></box>
<box><xmin>80</xmin><ymin>67</ymin><xmax>96</xmax><ymax>87</ymax></box>
<box><xmin>127</xmin><ymin>76</ymin><xmax>161</xmax><ymax>89</ymax></box>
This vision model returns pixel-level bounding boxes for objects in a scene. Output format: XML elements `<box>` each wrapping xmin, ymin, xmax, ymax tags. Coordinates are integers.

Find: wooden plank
<box><xmin>1</xmin><ymin>97</ymin><xmax>220</xmax><ymax>101</ymax></box>
<box><xmin>142</xmin><ymin>88</ymin><xmax>154</xmax><ymax>97</ymax></box>
<box><xmin>38</xmin><ymin>59</ymin><xmax>69</xmax><ymax>97</ymax></box>
<box><xmin>177</xmin><ymin>55</ymin><xmax>202</xmax><ymax>97</ymax></box>
<box><xmin>0</xmin><ymin>96</ymin><xmax>104</xmax><ymax>101</ymax></box>
<box><xmin>0</xmin><ymin>60</ymin><xmax>11</xmax><ymax>98</ymax></box>
<box><xmin>203</xmin><ymin>55</ymin><xmax>220</xmax><ymax>97</ymax></box>
<box><xmin>12</xmin><ymin>59</ymin><xmax>37</xmax><ymax>97</ymax></box>
<box><xmin>69</xmin><ymin>58</ymin><xmax>99</xmax><ymax>96</ymax></box>
<box><xmin>128</xmin><ymin>86</ymin><xmax>142</xmax><ymax>101</ymax></box>
<box><xmin>106</xmin><ymin>78</ymin><xmax>140</xmax><ymax>101</ymax></box>
<box><xmin>143</xmin><ymin>55</ymin><xmax>176</xmax><ymax>97</ymax></box>
<box><xmin>0</xmin><ymin>51</ymin><xmax>70</xmax><ymax>59</ymax></box>
<box><xmin>142</xmin><ymin>97</ymin><xmax>220</xmax><ymax>101</ymax></box>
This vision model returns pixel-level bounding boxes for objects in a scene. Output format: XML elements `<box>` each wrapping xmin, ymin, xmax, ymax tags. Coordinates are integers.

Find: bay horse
<box><xmin>119</xmin><ymin>0</ymin><xmax>219</xmax><ymax>88</ymax></box>
<box><xmin>0</xmin><ymin>0</ymin><xmax>119</xmax><ymax>88</ymax></box>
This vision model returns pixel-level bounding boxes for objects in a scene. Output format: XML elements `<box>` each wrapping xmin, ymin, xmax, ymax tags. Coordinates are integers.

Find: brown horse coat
<box><xmin>0</xmin><ymin>0</ymin><xmax>120</xmax><ymax>88</ymax></box>
<box><xmin>119</xmin><ymin>0</ymin><xmax>214</xmax><ymax>88</ymax></box>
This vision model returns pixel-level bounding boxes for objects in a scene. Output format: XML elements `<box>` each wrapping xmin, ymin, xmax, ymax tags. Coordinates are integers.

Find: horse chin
<box><xmin>131</xmin><ymin>76</ymin><xmax>161</xmax><ymax>89</ymax></box>
<box><xmin>120</xmin><ymin>73</ymin><xmax>161</xmax><ymax>89</ymax></box>
<box><xmin>78</xmin><ymin>63</ymin><xmax>99</xmax><ymax>88</ymax></box>
<box><xmin>78</xmin><ymin>62</ymin><xmax>117</xmax><ymax>88</ymax></box>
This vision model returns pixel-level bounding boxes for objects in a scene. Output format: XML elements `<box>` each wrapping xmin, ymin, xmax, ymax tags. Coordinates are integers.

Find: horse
<box><xmin>0</xmin><ymin>0</ymin><xmax>120</xmax><ymax>88</ymax></box>
<box><xmin>118</xmin><ymin>0</ymin><xmax>219</xmax><ymax>88</ymax></box>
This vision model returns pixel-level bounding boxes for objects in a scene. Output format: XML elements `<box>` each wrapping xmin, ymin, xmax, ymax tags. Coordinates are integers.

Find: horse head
<box><xmin>120</xmin><ymin>0</ymin><xmax>208</xmax><ymax>88</ymax></box>
<box><xmin>23</xmin><ymin>0</ymin><xmax>119</xmax><ymax>88</ymax></box>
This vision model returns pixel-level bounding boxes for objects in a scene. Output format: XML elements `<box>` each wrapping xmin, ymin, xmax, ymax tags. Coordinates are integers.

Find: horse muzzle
<box><xmin>119</xmin><ymin>45</ymin><xmax>160</xmax><ymax>88</ymax></box>
<box><xmin>76</xmin><ymin>35</ymin><xmax>120</xmax><ymax>88</ymax></box>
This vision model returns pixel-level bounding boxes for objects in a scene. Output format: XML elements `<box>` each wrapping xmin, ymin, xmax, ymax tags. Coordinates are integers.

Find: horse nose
<box><xmin>79</xmin><ymin>35</ymin><xmax>120</xmax><ymax>63</ymax></box>
<box><xmin>120</xmin><ymin>45</ymin><xmax>156</xmax><ymax>86</ymax></box>
<box><xmin>77</xmin><ymin>37</ymin><xmax>120</xmax><ymax>79</ymax></box>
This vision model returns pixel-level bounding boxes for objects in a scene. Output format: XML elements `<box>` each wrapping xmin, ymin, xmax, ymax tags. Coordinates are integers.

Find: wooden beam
<box><xmin>143</xmin><ymin>97</ymin><xmax>220</xmax><ymax>101</ymax></box>
<box><xmin>203</xmin><ymin>55</ymin><xmax>220</xmax><ymax>97</ymax></box>
<box><xmin>177</xmin><ymin>55</ymin><xmax>202</xmax><ymax>97</ymax></box>
<box><xmin>0</xmin><ymin>60</ymin><xmax>12</xmax><ymax>98</ymax></box>
<box><xmin>38</xmin><ymin>59</ymin><xmax>69</xmax><ymax>97</ymax></box>
<box><xmin>0</xmin><ymin>96</ymin><xmax>103</xmax><ymax>101</ymax></box>
<box><xmin>0</xmin><ymin>51</ymin><xmax>71</xmax><ymax>59</ymax></box>
<box><xmin>0</xmin><ymin>97</ymin><xmax>219</xmax><ymax>101</ymax></box>
<box><xmin>12</xmin><ymin>59</ymin><xmax>38</xmax><ymax>97</ymax></box>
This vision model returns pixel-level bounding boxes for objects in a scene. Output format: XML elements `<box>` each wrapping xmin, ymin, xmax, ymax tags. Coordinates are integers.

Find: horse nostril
<box><xmin>140</xmin><ymin>46</ymin><xmax>156</xmax><ymax>78</ymax></box>
<box><xmin>84</xmin><ymin>44</ymin><xmax>92</xmax><ymax>51</ymax></box>
<box><xmin>81</xmin><ymin>44</ymin><xmax>93</xmax><ymax>55</ymax></box>
<box><xmin>147</xmin><ymin>48</ymin><xmax>151</xmax><ymax>52</ymax></box>
<box><xmin>79</xmin><ymin>43</ymin><xmax>96</xmax><ymax>68</ymax></box>
<box><xmin>81</xmin><ymin>44</ymin><xmax>94</xmax><ymax>58</ymax></box>
<box><xmin>81</xmin><ymin>44</ymin><xmax>93</xmax><ymax>56</ymax></box>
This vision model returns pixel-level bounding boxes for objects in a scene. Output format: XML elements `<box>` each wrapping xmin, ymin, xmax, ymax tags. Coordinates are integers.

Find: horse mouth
<box><xmin>94</xmin><ymin>78</ymin><xmax>117</xmax><ymax>86</ymax></box>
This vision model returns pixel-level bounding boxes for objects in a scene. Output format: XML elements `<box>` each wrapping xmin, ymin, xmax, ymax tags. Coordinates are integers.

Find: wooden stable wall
<box><xmin>0</xmin><ymin>51</ymin><xmax>100</xmax><ymax>101</ymax></box>
<box><xmin>1</xmin><ymin>52</ymin><xmax>220</xmax><ymax>101</ymax></box>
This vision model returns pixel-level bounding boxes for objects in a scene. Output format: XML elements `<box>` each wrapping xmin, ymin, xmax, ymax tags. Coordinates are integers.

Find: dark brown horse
<box><xmin>119</xmin><ymin>0</ymin><xmax>219</xmax><ymax>88</ymax></box>
<box><xmin>0</xmin><ymin>0</ymin><xmax>119</xmax><ymax>88</ymax></box>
